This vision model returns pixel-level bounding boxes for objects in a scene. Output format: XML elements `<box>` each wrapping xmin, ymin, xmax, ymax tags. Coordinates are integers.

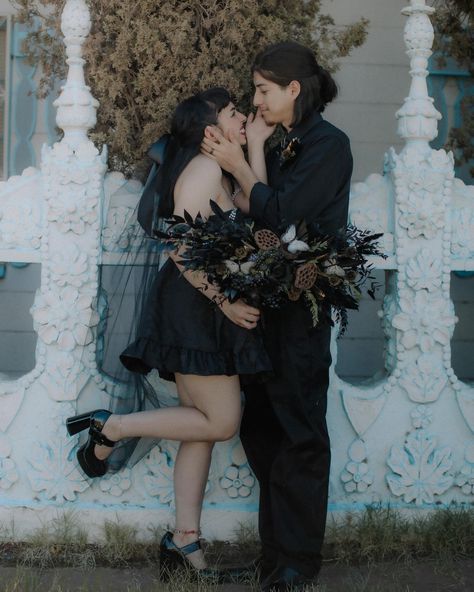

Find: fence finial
<box><xmin>396</xmin><ymin>0</ymin><xmax>441</xmax><ymax>150</ymax></box>
<box><xmin>53</xmin><ymin>0</ymin><xmax>99</xmax><ymax>151</ymax></box>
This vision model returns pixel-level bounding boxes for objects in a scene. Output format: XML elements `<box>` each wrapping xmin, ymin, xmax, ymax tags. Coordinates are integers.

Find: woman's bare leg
<box><xmin>171</xmin><ymin>375</ymin><xmax>215</xmax><ymax>569</ymax></box>
<box><xmin>172</xmin><ymin>440</ymin><xmax>213</xmax><ymax>569</ymax></box>
<box><xmin>95</xmin><ymin>374</ymin><xmax>241</xmax><ymax>449</ymax></box>
<box><xmin>94</xmin><ymin>374</ymin><xmax>241</xmax><ymax>569</ymax></box>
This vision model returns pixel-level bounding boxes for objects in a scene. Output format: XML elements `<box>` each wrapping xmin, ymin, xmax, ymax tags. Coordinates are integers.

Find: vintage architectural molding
<box><xmin>340</xmin><ymin>439</ymin><xmax>374</xmax><ymax>494</ymax></box>
<box><xmin>387</xmin><ymin>429</ymin><xmax>454</xmax><ymax>505</ymax></box>
<box><xmin>100</xmin><ymin>468</ymin><xmax>133</xmax><ymax>497</ymax></box>
<box><xmin>0</xmin><ymin>382</ymin><xmax>25</xmax><ymax>432</ymax></box>
<box><xmin>451</xmin><ymin>179</ymin><xmax>474</xmax><ymax>264</ymax></box>
<box><xmin>143</xmin><ymin>446</ymin><xmax>176</xmax><ymax>505</ymax></box>
<box><xmin>0</xmin><ymin>167</ymin><xmax>42</xmax><ymax>257</ymax></box>
<box><xmin>456</xmin><ymin>387</ymin><xmax>474</xmax><ymax>434</ymax></box>
<box><xmin>455</xmin><ymin>445</ymin><xmax>474</xmax><ymax>495</ymax></box>
<box><xmin>28</xmin><ymin>434</ymin><xmax>91</xmax><ymax>501</ymax></box>
<box><xmin>396</xmin><ymin>1</ymin><xmax>441</xmax><ymax>145</ymax></box>
<box><xmin>331</xmin><ymin>0</ymin><xmax>472</xmax><ymax>511</ymax></box>
<box><xmin>410</xmin><ymin>404</ymin><xmax>433</xmax><ymax>429</ymax></box>
<box><xmin>341</xmin><ymin>386</ymin><xmax>388</xmax><ymax>437</ymax></box>
<box><xmin>220</xmin><ymin>465</ymin><xmax>255</xmax><ymax>499</ymax></box>
<box><xmin>349</xmin><ymin>173</ymin><xmax>394</xmax><ymax>256</ymax></box>
<box><xmin>0</xmin><ymin>435</ymin><xmax>19</xmax><ymax>491</ymax></box>
<box><xmin>53</xmin><ymin>0</ymin><xmax>99</xmax><ymax>151</ymax></box>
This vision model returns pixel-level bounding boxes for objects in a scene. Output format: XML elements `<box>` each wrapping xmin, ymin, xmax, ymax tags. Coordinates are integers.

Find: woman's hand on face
<box><xmin>201</xmin><ymin>126</ymin><xmax>245</xmax><ymax>174</ymax></box>
<box><xmin>245</xmin><ymin>108</ymin><xmax>276</xmax><ymax>146</ymax></box>
<box><xmin>219</xmin><ymin>298</ymin><xmax>260</xmax><ymax>330</ymax></box>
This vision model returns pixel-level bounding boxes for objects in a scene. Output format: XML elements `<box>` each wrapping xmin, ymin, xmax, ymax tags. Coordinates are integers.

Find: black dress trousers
<box><xmin>240</xmin><ymin>111</ymin><xmax>353</xmax><ymax>577</ymax></box>
<box><xmin>241</xmin><ymin>304</ymin><xmax>332</xmax><ymax>576</ymax></box>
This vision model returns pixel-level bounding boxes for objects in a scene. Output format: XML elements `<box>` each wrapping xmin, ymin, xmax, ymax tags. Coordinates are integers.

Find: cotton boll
<box><xmin>281</xmin><ymin>225</ymin><xmax>296</xmax><ymax>243</ymax></box>
<box><xmin>287</xmin><ymin>240</ymin><xmax>310</xmax><ymax>253</ymax></box>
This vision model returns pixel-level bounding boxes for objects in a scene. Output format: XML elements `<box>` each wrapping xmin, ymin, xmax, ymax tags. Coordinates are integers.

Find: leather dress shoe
<box><xmin>261</xmin><ymin>565</ymin><xmax>318</xmax><ymax>591</ymax></box>
<box><xmin>256</xmin><ymin>554</ymin><xmax>278</xmax><ymax>583</ymax></box>
<box><xmin>215</xmin><ymin>554</ymin><xmax>276</xmax><ymax>584</ymax></box>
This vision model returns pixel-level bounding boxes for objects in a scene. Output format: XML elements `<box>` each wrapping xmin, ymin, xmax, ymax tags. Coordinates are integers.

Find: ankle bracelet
<box><xmin>174</xmin><ymin>528</ymin><xmax>202</xmax><ymax>536</ymax></box>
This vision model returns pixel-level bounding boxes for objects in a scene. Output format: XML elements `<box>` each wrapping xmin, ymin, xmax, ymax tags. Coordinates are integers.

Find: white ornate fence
<box><xmin>0</xmin><ymin>0</ymin><xmax>473</xmax><ymax>540</ymax></box>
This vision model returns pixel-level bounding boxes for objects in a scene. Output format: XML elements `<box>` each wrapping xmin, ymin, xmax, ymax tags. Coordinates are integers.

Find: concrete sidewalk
<box><xmin>1</xmin><ymin>560</ymin><xmax>473</xmax><ymax>591</ymax></box>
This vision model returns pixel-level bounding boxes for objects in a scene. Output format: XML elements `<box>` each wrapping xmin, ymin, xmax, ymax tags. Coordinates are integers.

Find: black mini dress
<box><xmin>120</xmin><ymin>214</ymin><xmax>272</xmax><ymax>382</ymax></box>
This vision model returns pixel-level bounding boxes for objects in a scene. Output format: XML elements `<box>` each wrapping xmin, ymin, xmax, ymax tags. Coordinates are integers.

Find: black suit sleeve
<box><xmin>249</xmin><ymin>134</ymin><xmax>352</xmax><ymax>233</ymax></box>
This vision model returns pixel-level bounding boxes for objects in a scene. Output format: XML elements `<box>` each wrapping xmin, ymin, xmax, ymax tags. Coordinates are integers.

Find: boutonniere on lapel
<box><xmin>279</xmin><ymin>136</ymin><xmax>302</xmax><ymax>169</ymax></box>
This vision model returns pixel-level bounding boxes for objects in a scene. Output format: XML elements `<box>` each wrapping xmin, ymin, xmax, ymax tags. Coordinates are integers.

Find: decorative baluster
<box><xmin>396</xmin><ymin>0</ymin><xmax>441</xmax><ymax>150</ymax></box>
<box><xmin>53</xmin><ymin>0</ymin><xmax>99</xmax><ymax>151</ymax></box>
<box><xmin>385</xmin><ymin>0</ymin><xmax>458</xmax><ymax>504</ymax></box>
<box><xmin>26</xmin><ymin>0</ymin><xmax>107</xmax><ymax>501</ymax></box>
<box><xmin>334</xmin><ymin>0</ymin><xmax>474</xmax><ymax>508</ymax></box>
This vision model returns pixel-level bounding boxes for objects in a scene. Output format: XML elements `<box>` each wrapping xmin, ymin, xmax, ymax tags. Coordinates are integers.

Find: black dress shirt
<box><xmin>249</xmin><ymin>111</ymin><xmax>353</xmax><ymax>235</ymax></box>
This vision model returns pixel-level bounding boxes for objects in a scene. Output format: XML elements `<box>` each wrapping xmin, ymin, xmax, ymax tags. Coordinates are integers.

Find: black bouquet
<box><xmin>156</xmin><ymin>202</ymin><xmax>385</xmax><ymax>332</ymax></box>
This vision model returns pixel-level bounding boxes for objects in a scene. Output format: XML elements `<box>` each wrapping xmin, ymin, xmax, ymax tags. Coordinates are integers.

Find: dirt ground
<box><xmin>1</xmin><ymin>559</ymin><xmax>473</xmax><ymax>592</ymax></box>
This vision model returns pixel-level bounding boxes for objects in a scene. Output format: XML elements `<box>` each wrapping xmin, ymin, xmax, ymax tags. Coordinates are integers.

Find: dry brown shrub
<box><xmin>14</xmin><ymin>0</ymin><xmax>369</xmax><ymax>175</ymax></box>
<box><xmin>433</xmin><ymin>0</ymin><xmax>473</xmax><ymax>176</ymax></box>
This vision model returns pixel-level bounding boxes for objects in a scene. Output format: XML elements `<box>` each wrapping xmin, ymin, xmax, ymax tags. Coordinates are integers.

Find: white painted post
<box><xmin>331</xmin><ymin>0</ymin><xmax>474</xmax><ymax>508</ymax></box>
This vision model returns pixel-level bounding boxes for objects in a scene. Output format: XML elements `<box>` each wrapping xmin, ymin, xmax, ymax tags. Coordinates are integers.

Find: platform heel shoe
<box><xmin>66</xmin><ymin>409</ymin><xmax>116</xmax><ymax>478</ymax></box>
<box><xmin>159</xmin><ymin>531</ymin><xmax>223</xmax><ymax>583</ymax></box>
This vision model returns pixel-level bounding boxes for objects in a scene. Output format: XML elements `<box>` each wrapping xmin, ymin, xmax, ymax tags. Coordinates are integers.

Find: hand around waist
<box><xmin>219</xmin><ymin>298</ymin><xmax>260</xmax><ymax>330</ymax></box>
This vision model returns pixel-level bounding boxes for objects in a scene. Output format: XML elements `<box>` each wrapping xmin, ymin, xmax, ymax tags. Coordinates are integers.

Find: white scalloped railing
<box><xmin>0</xmin><ymin>0</ymin><xmax>472</xmax><ymax>540</ymax></box>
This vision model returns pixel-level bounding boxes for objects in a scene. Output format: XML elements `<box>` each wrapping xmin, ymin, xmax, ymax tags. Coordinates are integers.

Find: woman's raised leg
<box><xmin>95</xmin><ymin>374</ymin><xmax>241</xmax><ymax>454</ymax></box>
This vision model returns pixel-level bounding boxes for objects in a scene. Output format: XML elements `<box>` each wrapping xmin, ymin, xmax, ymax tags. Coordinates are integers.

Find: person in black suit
<box><xmin>201</xmin><ymin>41</ymin><xmax>353</xmax><ymax>591</ymax></box>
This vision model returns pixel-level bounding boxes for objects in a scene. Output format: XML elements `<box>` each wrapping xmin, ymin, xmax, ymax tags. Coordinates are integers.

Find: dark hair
<box><xmin>252</xmin><ymin>41</ymin><xmax>338</xmax><ymax>125</ymax></box>
<box><xmin>157</xmin><ymin>88</ymin><xmax>232</xmax><ymax>217</ymax></box>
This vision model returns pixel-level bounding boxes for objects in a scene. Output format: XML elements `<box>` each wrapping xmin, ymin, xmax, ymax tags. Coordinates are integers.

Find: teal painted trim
<box><xmin>453</xmin><ymin>78</ymin><xmax>468</xmax><ymax>130</ymax></box>
<box><xmin>327</xmin><ymin>500</ymin><xmax>474</xmax><ymax>512</ymax></box>
<box><xmin>429</xmin><ymin>53</ymin><xmax>470</xmax><ymax>77</ymax></box>
<box><xmin>0</xmin><ymin>262</ymin><xmax>29</xmax><ymax>281</ymax></box>
<box><xmin>0</xmin><ymin>497</ymin><xmax>471</xmax><ymax>514</ymax></box>
<box><xmin>0</xmin><ymin>496</ymin><xmax>259</xmax><ymax>513</ymax></box>
<box><xmin>429</xmin><ymin>68</ymin><xmax>470</xmax><ymax>78</ymax></box>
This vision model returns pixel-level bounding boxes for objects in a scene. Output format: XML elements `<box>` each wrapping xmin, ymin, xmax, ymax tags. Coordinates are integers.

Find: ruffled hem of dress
<box><xmin>120</xmin><ymin>337</ymin><xmax>273</xmax><ymax>382</ymax></box>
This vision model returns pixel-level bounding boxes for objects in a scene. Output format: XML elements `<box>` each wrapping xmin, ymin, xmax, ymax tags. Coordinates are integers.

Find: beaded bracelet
<box><xmin>174</xmin><ymin>528</ymin><xmax>202</xmax><ymax>536</ymax></box>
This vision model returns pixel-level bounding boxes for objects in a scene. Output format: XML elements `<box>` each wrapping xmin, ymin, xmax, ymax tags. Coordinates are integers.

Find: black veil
<box><xmin>79</xmin><ymin>135</ymin><xmax>175</xmax><ymax>472</ymax></box>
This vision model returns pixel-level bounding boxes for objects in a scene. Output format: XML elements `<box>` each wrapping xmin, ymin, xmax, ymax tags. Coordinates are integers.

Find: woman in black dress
<box><xmin>66</xmin><ymin>88</ymin><xmax>272</xmax><ymax>575</ymax></box>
